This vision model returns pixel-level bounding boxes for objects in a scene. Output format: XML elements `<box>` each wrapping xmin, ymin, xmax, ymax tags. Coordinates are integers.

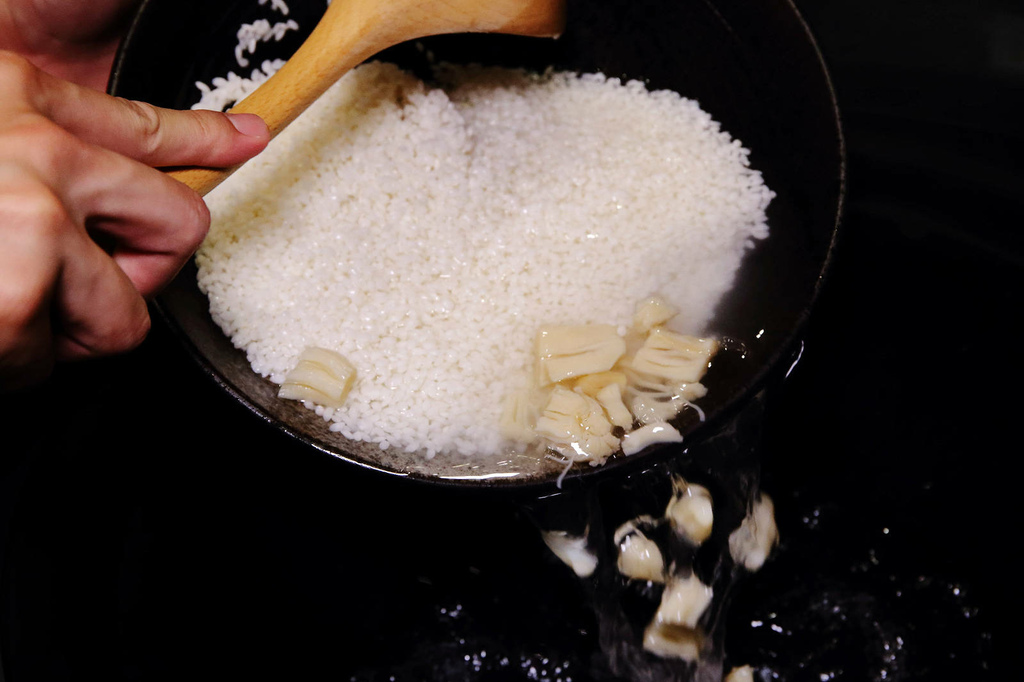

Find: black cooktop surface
<box><xmin>1</xmin><ymin>0</ymin><xmax>1020</xmax><ymax>680</ymax></box>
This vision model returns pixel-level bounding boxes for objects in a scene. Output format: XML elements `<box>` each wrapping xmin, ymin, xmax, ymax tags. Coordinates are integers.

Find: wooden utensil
<box><xmin>168</xmin><ymin>0</ymin><xmax>567</xmax><ymax>196</ymax></box>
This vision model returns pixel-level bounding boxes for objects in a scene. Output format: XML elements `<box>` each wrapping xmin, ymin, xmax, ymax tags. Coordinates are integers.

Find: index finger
<box><xmin>34</xmin><ymin>69</ymin><xmax>269</xmax><ymax>169</ymax></box>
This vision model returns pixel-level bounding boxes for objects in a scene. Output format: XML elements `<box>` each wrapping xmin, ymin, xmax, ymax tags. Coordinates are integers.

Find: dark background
<box><xmin>1</xmin><ymin>0</ymin><xmax>1021</xmax><ymax>679</ymax></box>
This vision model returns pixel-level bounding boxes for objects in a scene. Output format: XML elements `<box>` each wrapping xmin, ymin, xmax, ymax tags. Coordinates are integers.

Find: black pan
<box><xmin>108</xmin><ymin>0</ymin><xmax>843</xmax><ymax>489</ymax></box>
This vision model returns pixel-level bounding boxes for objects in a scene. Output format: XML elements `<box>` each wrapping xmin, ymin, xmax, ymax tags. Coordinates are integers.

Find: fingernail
<box><xmin>227</xmin><ymin>113</ymin><xmax>268</xmax><ymax>138</ymax></box>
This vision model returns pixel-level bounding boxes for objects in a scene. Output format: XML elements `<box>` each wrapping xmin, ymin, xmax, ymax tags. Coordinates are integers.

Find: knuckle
<box><xmin>2</xmin><ymin>117</ymin><xmax>83</xmax><ymax>178</ymax></box>
<box><xmin>0</xmin><ymin>198</ymin><xmax>63</xmax><ymax>338</ymax></box>
<box><xmin>121</xmin><ymin>99</ymin><xmax>165</xmax><ymax>159</ymax></box>
<box><xmin>24</xmin><ymin>184</ymin><xmax>68</xmax><ymax>230</ymax></box>
<box><xmin>0</xmin><ymin>178</ymin><xmax>69</xmax><ymax>240</ymax></box>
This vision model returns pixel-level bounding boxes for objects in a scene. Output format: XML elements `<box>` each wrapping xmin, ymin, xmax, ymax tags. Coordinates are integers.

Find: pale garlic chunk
<box><xmin>534</xmin><ymin>386</ymin><xmax>619</xmax><ymax>461</ymax></box>
<box><xmin>725</xmin><ymin>665</ymin><xmax>756</xmax><ymax>682</ymax></box>
<box><xmin>643</xmin><ymin>574</ymin><xmax>713</xmax><ymax>661</ymax></box>
<box><xmin>614</xmin><ymin>519</ymin><xmax>665</xmax><ymax>583</ymax></box>
<box><xmin>612</xmin><ymin>515</ymin><xmax>657</xmax><ymax>545</ymax></box>
<box><xmin>629</xmin><ymin>328</ymin><xmax>718</xmax><ymax>384</ymax></box>
<box><xmin>626</xmin><ymin>367</ymin><xmax>709</xmax><ymax>403</ymax></box>
<box><xmin>535</xmin><ymin>324</ymin><xmax>626</xmax><ymax>385</ymax></box>
<box><xmin>729</xmin><ymin>493</ymin><xmax>779</xmax><ymax>572</ymax></box>
<box><xmin>541</xmin><ymin>530</ymin><xmax>598</xmax><ymax>578</ymax></box>
<box><xmin>627</xmin><ymin>379</ymin><xmax>707</xmax><ymax>425</ymax></box>
<box><xmin>572</xmin><ymin>370</ymin><xmax>627</xmax><ymax>398</ymax></box>
<box><xmin>642</xmin><ymin>622</ymin><xmax>703</xmax><ymax>662</ymax></box>
<box><xmin>665</xmin><ymin>478</ymin><xmax>714</xmax><ymax>545</ymax></box>
<box><xmin>499</xmin><ymin>387</ymin><xmax>548</xmax><ymax>443</ymax></box>
<box><xmin>278</xmin><ymin>347</ymin><xmax>356</xmax><ymax>409</ymax></box>
<box><xmin>633</xmin><ymin>295</ymin><xmax>679</xmax><ymax>334</ymax></box>
<box><xmin>620</xmin><ymin>422</ymin><xmax>682</xmax><ymax>456</ymax></box>
<box><xmin>655</xmin><ymin>574</ymin><xmax>714</xmax><ymax>629</ymax></box>
<box><xmin>595</xmin><ymin>382</ymin><xmax>634</xmax><ymax>429</ymax></box>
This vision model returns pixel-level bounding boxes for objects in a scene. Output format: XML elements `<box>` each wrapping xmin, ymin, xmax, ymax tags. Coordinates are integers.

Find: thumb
<box><xmin>35</xmin><ymin>69</ymin><xmax>269</xmax><ymax>168</ymax></box>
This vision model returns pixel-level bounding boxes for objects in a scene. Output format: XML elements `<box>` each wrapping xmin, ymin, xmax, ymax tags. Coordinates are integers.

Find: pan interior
<box><xmin>110</xmin><ymin>0</ymin><xmax>843</xmax><ymax>488</ymax></box>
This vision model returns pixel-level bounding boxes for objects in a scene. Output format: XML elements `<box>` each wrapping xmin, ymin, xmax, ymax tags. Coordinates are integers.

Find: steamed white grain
<box><xmin>196</xmin><ymin>62</ymin><xmax>773</xmax><ymax>459</ymax></box>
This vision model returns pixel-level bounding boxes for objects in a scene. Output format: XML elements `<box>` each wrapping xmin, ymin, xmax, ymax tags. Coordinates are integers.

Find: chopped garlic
<box><xmin>614</xmin><ymin>519</ymin><xmax>665</xmax><ymax>583</ymax></box>
<box><xmin>278</xmin><ymin>347</ymin><xmax>356</xmax><ymax>408</ymax></box>
<box><xmin>627</xmin><ymin>383</ymin><xmax>706</xmax><ymax>425</ymax></box>
<box><xmin>645</xmin><ymin>566</ymin><xmax>712</xmax><ymax>663</ymax></box>
<box><xmin>628</xmin><ymin>329</ymin><xmax>718</xmax><ymax>384</ymax></box>
<box><xmin>656</xmin><ymin>574</ymin><xmax>713</xmax><ymax>629</ymax></box>
<box><xmin>626</xmin><ymin>367</ymin><xmax>709</xmax><ymax>402</ymax></box>
<box><xmin>595</xmin><ymin>382</ymin><xmax>633</xmax><ymax>429</ymax></box>
<box><xmin>665</xmin><ymin>478</ymin><xmax>714</xmax><ymax>545</ymax></box>
<box><xmin>729</xmin><ymin>493</ymin><xmax>779</xmax><ymax>572</ymax></box>
<box><xmin>535</xmin><ymin>324</ymin><xmax>626</xmax><ymax>385</ymax></box>
<box><xmin>541</xmin><ymin>530</ymin><xmax>598</xmax><ymax>578</ymax></box>
<box><xmin>499</xmin><ymin>387</ymin><xmax>548</xmax><ymax>442</ymax></box>
<box><xmin>572</xmin><ymin>370</ymin><xmax>627</xmax><ymax>398</ymax></box>
<box><xmin>642</xmin><ymin>622</ymin><xmax>703</xmax><ymax>662</ymax></box>
<box><xmin>506</xmin><ymin>296</ymin><xmax>718</xmax><ymax>465</ymax></box>
<box><xmin>612</xmin><ymin>515</ymin><xmax>656</xmax><ymax>545</ymax></box>
<box><xmin>725</xmin><ymin>665</ymin><xmax>756</xmax><ymax>682</ymax></box>
<box><xmin>633</xmin><ymin>295</ymin><xmax>678</xmax><ymax>334</ymax></box>
<box><xmin>620</xmin><ymin>422</ymin><xmax>682</xmax><ymax>456</ymax></box>
<box><xmin>623</xmin><ymin>333</ymin><xmax>712</xmax><ymax>425</ymax></box>
<box><xmin>535</xmin><ymin>386</ymin><xmax>619</xmax><ymax>461</ymax></box>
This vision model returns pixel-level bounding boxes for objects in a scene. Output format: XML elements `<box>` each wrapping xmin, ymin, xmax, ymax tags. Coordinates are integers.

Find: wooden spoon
<box><xmin>168</xmin><ymin>0</ymin><xmax>567</xmax><ymax>196</ymax></box>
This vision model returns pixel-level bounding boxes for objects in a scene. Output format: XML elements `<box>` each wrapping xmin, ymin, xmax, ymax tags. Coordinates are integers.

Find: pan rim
<box><xmin>108</xmin><ymin>0</ymin><xmax>846</xmax><ymax>492</ymax></box>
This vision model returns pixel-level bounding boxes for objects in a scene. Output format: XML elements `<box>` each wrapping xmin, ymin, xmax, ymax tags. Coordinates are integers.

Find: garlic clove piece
<box><xmin>572</xmin><ymin>370</ymin><xmax>627</xmax><ymax>398</ymax></box>
<box><xmin>620</xmin><ymin>422</ymin><xmax>683</xmax><ymax>456</ymax></box>
<box><xmin>541</xmin><ymin>530</ymin><xmax>598</xmax><ymax>578</ymax></box>
<box><xmin>278</xmin><ymin>347</ymin><xmax>356</xmax><ymax>409</ymax></box>
<box><xmin>642</xmin><ymin>622</ymin><xmax>703</xmax><ymax>662</ymax></box>
<box><xmin>536</xmin><ymin>324</ymin><xmax>627</xmax><ymax>385</ymax></box>
<box><xmin>628</xmin><ymin>328</ymin><xmax>718</xmax><ymax>384</ymax></box>
<box><xmin>665</xmin><ymin>478</ymin><xmax>714</xmax><ymax>545</ymax></box>
<box><xmin>614</xmin><ymin>518</ymin><xmax>665</xmax><ymax>583</ymax></box>
<box><xmin>725</xmin><ymin>666</ymin><xmax>756</xmax><ymax>682</ymax></box>
<box><xmin>534</xmin><ymin>386</ymin><xmax>619</xmax><ymax>462</ymax></box>
<box><xmin>595</xmin><ymin>382</ymin><xmax>634</xmax><ymax>429</ymax></box>
<box><xmin>633</xmin><ymin>295</ymin><xmax>679</xmax><ymax>334</ymax></box>
<box><xmin>499</xmin><ymin>387</ymin><xmax>549</xmax><ymax>443</ymax></box>
<box><xmin>729</xmin><ymin>493</ymin><xmax>779</xmax><ymax>572</ymax></box>
<box><xmin>655</xmin><ymin>574</ymin><xmax>714</xmax><ymax>629</ymax></box>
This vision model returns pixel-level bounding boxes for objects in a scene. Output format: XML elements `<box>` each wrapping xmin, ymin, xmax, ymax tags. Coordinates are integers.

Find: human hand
<box><xmin>0</xmin><ymin>52</ymin><xmax>270</xmax><ymax>390</ymax></box>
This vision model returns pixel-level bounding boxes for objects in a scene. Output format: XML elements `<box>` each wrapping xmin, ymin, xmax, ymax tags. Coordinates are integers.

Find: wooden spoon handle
<box><xmin>168</xmin><ymin>0</ymin><xmax>566</xmax><ymax>196</ymax></box>
<box><xmin>166</xmin><ymin>0</ymin><xmax>379</xmax><ymax>195</ymax></box>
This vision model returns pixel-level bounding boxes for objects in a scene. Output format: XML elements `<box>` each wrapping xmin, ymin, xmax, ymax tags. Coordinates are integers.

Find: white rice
<box><xmin>196</xmin><ymin>61</ymin><xmax>773</xmax><ymax>459</ymax></box>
